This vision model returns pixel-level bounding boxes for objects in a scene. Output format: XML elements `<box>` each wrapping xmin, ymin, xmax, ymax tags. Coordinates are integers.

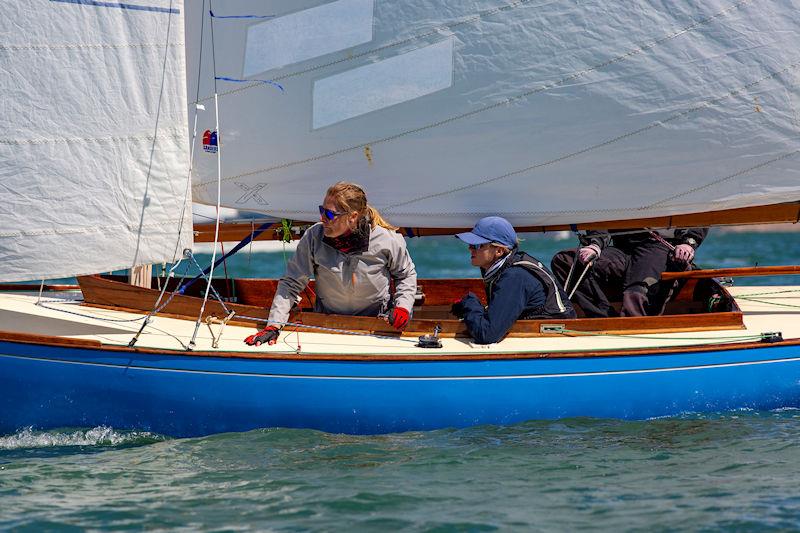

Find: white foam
<box><xmin>0</xmin><ymin>426</ymin><xmax>162</xmax><ymax>449</ymax></box>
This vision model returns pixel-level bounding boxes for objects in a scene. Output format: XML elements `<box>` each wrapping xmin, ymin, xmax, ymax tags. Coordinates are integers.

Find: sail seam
<box><xmin>0</xmin><ymin>43</ymin><xmax>183</xmax><ymax>51</ymax></box>
<box><xmin>272</xmin><ymin>178</ymin><xmax>800</xmax><ymax>219</ymax></box>
<box><xmin>381</xmin><ymin>60</ymin><xmax>800</xmax><ymax>211</ymax></box>
<box><xmin>193</xmin><ymin>0</ymin><xmax>753</xmax><ymax>189</ymax></box>
<box><xmin>644</xmin><ymin>149</ymin><xmax>800</xmax><ymax>209</ymax></box>
<box><xmin>48</xmin><ymin>0</ymin><xmax>180</xmax><ymax>14</ymax></box>
<box><xmin>0</xmin><ymin>132</ymin><xmax>185</xmax><ymax>145</ymax></box>
<box><xmin>192</xmin><ymin>0</ymin><xmax>538</xmax><ymax>104</ymax></box>
<box><xmin>0</xmin><ymin>220</ymin><xmax>188</xmax><ymax>239</ymax></box>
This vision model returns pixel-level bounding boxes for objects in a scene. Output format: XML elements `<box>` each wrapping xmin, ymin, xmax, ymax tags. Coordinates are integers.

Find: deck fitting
<box><xmin>760</xmin><ymin>331</ymin><xmax>784</xmax><ymax>343</ymax></box>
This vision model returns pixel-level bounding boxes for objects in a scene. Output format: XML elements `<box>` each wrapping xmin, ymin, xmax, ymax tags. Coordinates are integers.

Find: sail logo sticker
<box><xmin>235</xmin><ymin>182</ymin><xmax>268</xmax><ymax>205</ymax></box>
<box><xmin>202</xmin><ymin>130</ymin><xmax>218</xmax><ymax>153</ymax></box>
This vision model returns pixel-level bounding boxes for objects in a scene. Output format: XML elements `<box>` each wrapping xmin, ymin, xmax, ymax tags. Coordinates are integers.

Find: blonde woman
<box><xmin>245</xmin><ymin>182</ymin><xmax>417</xmax><ymax>346</ymax></box>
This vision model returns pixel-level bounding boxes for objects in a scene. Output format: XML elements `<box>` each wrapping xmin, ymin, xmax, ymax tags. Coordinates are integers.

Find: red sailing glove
<box><xmin>578</xmin><ymin>244</ymin><xmax>601</xmax><ymax>264</ymax></box>
<box><xmin>673</xmin><ymin>244</ymin><xmax>695</xmax><ymax>265</ymax></box>
<box><xmin>387</xmin><ymin>307</ymin><xmax>410</xmax><ymax>330</ymax></box>
<box><xmin>244</xmin><ymin>326</ymin><xmax>280</xmax><ymax>346</ymax></box>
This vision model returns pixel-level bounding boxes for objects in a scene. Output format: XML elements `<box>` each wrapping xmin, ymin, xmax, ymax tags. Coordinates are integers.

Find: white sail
<box><xmin>0</xmin><ymin>0</ymin><xmax>191</xmax><ymax>282</ymax></box>
<box><xmin>187</xmin><ymin>0</ymin><xmax>800</xmax><ymax>229</ymax></box>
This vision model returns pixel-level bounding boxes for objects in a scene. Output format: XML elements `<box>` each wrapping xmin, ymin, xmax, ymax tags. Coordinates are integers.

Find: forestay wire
<box><xmin>187</xmin><ymin>0</ymin><xmax>223</xmax><ymax>350</ymax></box>
<box><xmin>130</xmin><ymin>0</ymin><xmax>206</xmax><ymax>346</ymax></box>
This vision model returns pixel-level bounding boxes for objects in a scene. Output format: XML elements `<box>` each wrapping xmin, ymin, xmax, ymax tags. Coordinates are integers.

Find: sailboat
<box><xmin>2</xmin><ymin>0</ymin><xmax>800</xmax><ymax>437</ymax></box>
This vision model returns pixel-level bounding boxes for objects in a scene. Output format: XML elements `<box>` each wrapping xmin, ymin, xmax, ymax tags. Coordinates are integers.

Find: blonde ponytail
<box><xmin>366</xmin><ymin>204</ymin><xmax>398</xmax><ymax>231</ymax></box>
<box><xmin>325</xmin><ymin>181</ymin><xmax>398</xmax><ymax>231</ymax></box>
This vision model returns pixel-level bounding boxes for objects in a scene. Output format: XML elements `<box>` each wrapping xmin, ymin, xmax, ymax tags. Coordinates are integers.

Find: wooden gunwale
<box><xmin>0</xmin><ymin>327</ymin><xmax>796</xmax><ymax>362</ymax></box>
<box><xmin>194</xmin><ymin>202</ymin><xmax>800</xmax><ymax>242</ymax></box>
<box><xmin>662</xmin><ymin>265</ymin><xmax>800</xmax><ymax>280</ymax></box>
<box><xmin>0</xmin><ymin>284</ymin><xmax>80</xmax><ymax>291</ymax></box>
<box><xmin>76</xmin><ymin>275</ymin><xmax>745</xmax><ymax>338</ymax></box>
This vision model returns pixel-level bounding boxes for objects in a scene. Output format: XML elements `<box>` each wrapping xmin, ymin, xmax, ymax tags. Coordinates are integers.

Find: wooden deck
<box><xmin>0</xmin><ymin>282</ymin><xmax>798</xmax><ymax>359</ymax></box>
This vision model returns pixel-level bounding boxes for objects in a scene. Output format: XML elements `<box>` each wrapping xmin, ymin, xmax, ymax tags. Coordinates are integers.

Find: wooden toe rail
<box><xmin>78</xmin><ymin>275</ymin><xmax>744</xmax><ymax>338</ymax></box>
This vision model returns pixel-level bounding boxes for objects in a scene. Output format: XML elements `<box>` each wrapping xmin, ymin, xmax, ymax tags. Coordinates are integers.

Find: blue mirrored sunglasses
<box><xmin>318</xmin><ymin>205</ymin><xmax>347</xmax><ymax>221</ymax></box>
<box><xmin>468</xmin><ymin>243</ymin><xmax>490</xmax><ymax>250</ymax></box>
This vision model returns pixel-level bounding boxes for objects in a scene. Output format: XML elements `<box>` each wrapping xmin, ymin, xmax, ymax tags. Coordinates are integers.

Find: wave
<box><xmin>0</xmin><ymin>426</ymin><xmax>165</xmax><ymax>450</ymax></box>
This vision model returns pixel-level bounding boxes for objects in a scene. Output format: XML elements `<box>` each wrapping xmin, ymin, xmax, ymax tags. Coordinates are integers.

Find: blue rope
<box><xmin>214</xmin><ymin>76</ymin><xmax>284</xmax><ymax>92</ymax></box>
<box><xmin>209</xmin><ymin>10</ymin><xmax>274</xmax><ymax>19</ymax></box>
<box><xmin>179</xmin><ymin>221</ymin><xmax>275</xmax><ymax>294</ymax></box>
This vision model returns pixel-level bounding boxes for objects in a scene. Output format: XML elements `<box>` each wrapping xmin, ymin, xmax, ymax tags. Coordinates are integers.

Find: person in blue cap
<box><xmin>452</xmin><ymin>216</ymin><xmax>575</xmax><ymax>344</ymax></box>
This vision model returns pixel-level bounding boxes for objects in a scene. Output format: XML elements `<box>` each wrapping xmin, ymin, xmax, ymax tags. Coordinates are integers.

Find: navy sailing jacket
<box><xmin>461</xmin><ymin>251</ymin><xmax>575</xmax><ymax>344</ymax></box>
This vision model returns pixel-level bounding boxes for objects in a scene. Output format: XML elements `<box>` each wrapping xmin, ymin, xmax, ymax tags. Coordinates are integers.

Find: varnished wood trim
<box><xmin>194</xmin><ymin>221</ymin><xmax>284</xmax><ymax>243</ymax></box>
<box><xmin>0</xmin><ymin>329</ymin><xmax>102</xmax><ymax>348</ymax></box>
<box><xmin>405</xmin><ymin>205</ymin><xmax>800</xmax><ymax>234</ymax></box>
<box><xmin>0</xmin><ymin>327</ymin><xmax>796</xmax><ymax>362</ymax></box>
<box><xmin>663</xmin><ymin>265</ymin><xmax>800</xmax><ymax>280</ymax></box>
<box><xmin>78</xmin><ymin>276</ymin><xmax>744</xmax><ymax>337</ymax></box>
<box><xmin>0</xmin><ymin>284</ymin><xmax>80</xmax><ymax>292</ymax></box>
<box><xmin>194</xmin><ymin>203</ymin><xmax>800</xmax><ymax>241</ymax></box>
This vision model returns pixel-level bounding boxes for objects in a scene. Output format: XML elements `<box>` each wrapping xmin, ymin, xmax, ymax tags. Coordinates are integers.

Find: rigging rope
<box><xmin>188</xmin><ymin>1</ymin><xmax>224</xmax><ymax>350</ymax></box>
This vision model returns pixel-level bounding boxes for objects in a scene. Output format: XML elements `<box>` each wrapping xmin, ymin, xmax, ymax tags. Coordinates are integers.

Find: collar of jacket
<box><xmin>322</xmin><ymin>218</ymin><xmax>371</xmax><ymax>254</ymax></box>
<box><xmin>482</xmin><ymin>249</ymin><xmax>517</xmax><ymax>284</ymax></box>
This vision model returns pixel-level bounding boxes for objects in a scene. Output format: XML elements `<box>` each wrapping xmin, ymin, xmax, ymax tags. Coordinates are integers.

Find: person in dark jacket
<box><xmin>452</xmin><ymin>217</ymin><xmax>576</xmax><ymax>344</ymax></box>
<box><xmin>551</xmin><ymin>228</ymin><xmax>708</xmax><ymax>317</ymax></box>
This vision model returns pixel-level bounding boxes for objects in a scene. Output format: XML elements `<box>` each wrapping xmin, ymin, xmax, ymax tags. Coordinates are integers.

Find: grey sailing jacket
<box><xmin>268</xmin><ymin>223</ymin><xmax>417</xmax><ymax>326</ymax></box>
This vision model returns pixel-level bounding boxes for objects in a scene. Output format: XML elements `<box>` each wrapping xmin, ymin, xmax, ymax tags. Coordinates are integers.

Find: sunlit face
<box><xmin>469</xmin><ymin>243</ymin><xmax>507</xmax><ymax>269</ymax></box>
<box><xmin>320</xmin><ymin>195</ymin><xmax>359</xmax><ymax>238</ymax></box>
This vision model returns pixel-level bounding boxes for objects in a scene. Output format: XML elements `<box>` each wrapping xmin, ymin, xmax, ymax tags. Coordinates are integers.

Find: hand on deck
<box><xmin>451</xmin><ymin>294</ymin><xmax>480</xmax><ymax>320</ymax></box>
<box><xmin>451</xmin><ymin>298</ymin><xmax>466</xmax><ymax>320</ymax></box>
<box><xmin>244</xmin><ymin>326</ymin><xmax>280</xmax><ymax>346</ymax></box>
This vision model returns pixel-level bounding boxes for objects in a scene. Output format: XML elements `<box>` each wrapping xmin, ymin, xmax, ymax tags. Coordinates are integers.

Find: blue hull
<box><xmin>2</xmin><ymin>340</ymin><xmax>800</xmax><ymax>436</ymax></box>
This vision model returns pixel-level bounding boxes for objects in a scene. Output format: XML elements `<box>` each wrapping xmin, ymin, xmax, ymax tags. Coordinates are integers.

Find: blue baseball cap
<box><xmin>455</xmin><ymin>216</ymin><xmax>518</xmax><ymax>248</ymax></box>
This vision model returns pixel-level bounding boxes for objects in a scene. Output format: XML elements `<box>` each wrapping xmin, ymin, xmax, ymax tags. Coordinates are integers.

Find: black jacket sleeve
<box><xmin>674</xmin><ymin>227</ymin><xmax>709</xmax><ymax>249</ymax></box>
<box><xmin>579</xmin><ymin>230</ymin><xmax>611</xmax><ymax>250</ymax></box>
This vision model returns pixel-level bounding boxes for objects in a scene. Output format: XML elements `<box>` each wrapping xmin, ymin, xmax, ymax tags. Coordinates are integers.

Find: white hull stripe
<box><xmin>2</xmin><ymin>351</ymin><xmax>800</xmax><ymax>380</ymax></box>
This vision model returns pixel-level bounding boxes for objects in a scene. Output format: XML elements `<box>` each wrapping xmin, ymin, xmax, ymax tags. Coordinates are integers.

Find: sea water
<box><xmin>3</xmin><ymin>231</ymin><xmax>800</xmax><ymax>530</ymax></box>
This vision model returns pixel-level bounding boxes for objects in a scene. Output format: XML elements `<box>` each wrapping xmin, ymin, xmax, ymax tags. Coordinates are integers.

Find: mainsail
<box><xmin>0</xmin><ymin>0</ymin><xmax>191</xmax><ymax>282</ymax></box>
<box><xmin>188</xmin><ymin>0</ymin><xmax>800</xmax><ymax>229</ymax></box>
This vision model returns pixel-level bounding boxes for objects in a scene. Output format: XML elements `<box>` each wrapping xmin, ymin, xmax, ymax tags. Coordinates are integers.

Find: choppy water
<box><xmin>4</xmin><ymin>231</ymin><xmax>800</xmax><ymax>530</ymax></box>
<box><xmin>3</xmin><ymin>413</ymin><xmax>800</xmax><ymax>531</ymax></box>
